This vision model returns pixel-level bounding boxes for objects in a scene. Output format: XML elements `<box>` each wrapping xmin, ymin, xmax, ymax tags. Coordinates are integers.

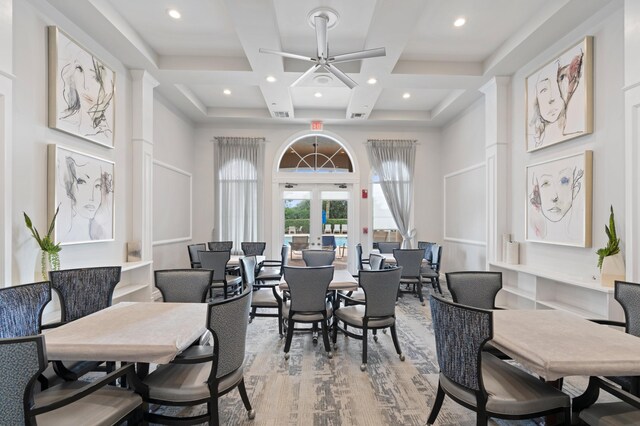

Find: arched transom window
<box><xmin>279</xmin><ymin>134</ymin><xmax>353</xmax><ymax>173</ymax></box>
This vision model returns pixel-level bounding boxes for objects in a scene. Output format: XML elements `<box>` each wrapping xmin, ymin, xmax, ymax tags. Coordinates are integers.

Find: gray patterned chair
<box><xmin>393</xmin><ymin>248</ymin><xmax>426</xmax><ymax>305</ymax></box>
<box><xmin>241</xmin><ymin>256</ymin><xmax>284</xmax><ymax>337</ymax></box>
<box><xmin>427</xmin><ymin>295</ymin><xmax>571</xmax><ymax>425</ymax></box>
<box><xmin>579</xmin><ymin>376</ymin><xmax>640</xmax><ymax>425</ymax></box>
<box><xmin>47</xmin><ymin>267</ymin><xmax>122</xmax><ymax>381</ymax></box>
<box><xmin>188</xmin><ymin>243</ymin><xmax>207</xmax><ymax>268</ymax></box>
<box><xmin>241</xmin><ymin>241</ymin><xmax>266</xmax><ymax>256</ymax></box>
<box><xmin>137</xmin><ymin>287</ymin><xmax>255</xmax><ymax>425</ymax></box>
<box><xmin>418</xmin><ymin>241</ymin><xmax>436</xmax><ymax>262</ymax></box>
<box><xmin>199</xmin><ymin>250</ymin><xmax>243</xmax><ymax>299</ymax></box>
<box><xmin>421</xmin><ymin>244</ymin><xmax>443</xmax><ymax>294</ymax></box>
<box><xmin>333</xmin><ymin>267</ymin><xmax>405</xmax><ymax>371</ymax></box>
<box><xmin>446</xmin><ymin>271</ymin><xmax>503</xmax><ymax>310</ymax></box>
<box><xmin>342</xmin><ymin>254</ymin><xmax>386</xmax><ymax>306</ymax></box>
<box><xmin>0</xmin><ymin>334</ymin><xmax>142</xmax><ymax>425</ymax></box>
<box><xmin>155</xmin><ymin>269</ymin><xmax>214</xmax><ymax>303</ymax></box>
<box><xmin>0</xmin><ymin>281</ymin><xmax>51</xmax><ymax>339</ymax></box>
<box><xmin>207</xmin><ymin>241</ymin><xmax>233</xmax><ymax>252</ymax></box>
<box><xmin>302</xmin><ymin>249</ymin><xmax>335</xmax><ymax>266</ymax></box>
<box><xmin>256</xmin><ymin>245</ymin><xmax>288</xmax><ymax>285</ymax></box>
<box><xmin>377</xmin><ymin>241</ymin><xmax>401</xmax><ymax>253</ymax></box>
<box><xmin>356</xmin><ymin>243</ymin><xmax>370</xmax><ymax>270</ymax></box>
<box><xmin>282</xmin><ymin>265</ymin><xmax>334</xmax><ymax>360</ymax></box>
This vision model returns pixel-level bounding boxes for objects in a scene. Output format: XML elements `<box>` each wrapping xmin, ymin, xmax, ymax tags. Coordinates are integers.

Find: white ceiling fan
<box><xmin>259</xmin><ymin>8</ymin><xmax>386</xmax><ymax>89</ymax></box>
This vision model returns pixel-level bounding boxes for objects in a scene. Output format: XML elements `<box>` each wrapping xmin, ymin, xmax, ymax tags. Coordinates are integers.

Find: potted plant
<box><xmin>24</xmin><ymin>206</ymin><xmax>61</xmax><ymax>281</ymax></box>
<box><xmin>597</xmin><ymin>205</ymin><xmax>624</xmax><ymax>287</ymax></box>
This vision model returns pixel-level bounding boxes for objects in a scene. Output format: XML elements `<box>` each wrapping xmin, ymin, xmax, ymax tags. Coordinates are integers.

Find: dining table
<box><xmin>278</xmin><ymin>268</ymin><xmax>358</xmax><ymax>292</ymax></box>
<box><xmin>491</xmin><ymin>309</ymin><xmax>640</xmax><ymax>418</ymax></box>
<box><xmin>371</xmin><ymin>250</ymin><xmax>429</xmax><ymax>266</ymax></box>
<box><xmin>228</xmin><ymin>255</ymin><xmax>265</xmax><ymax>266</ymax></box>
<box><xmin>43</xmin><ymin>302</ymin><xmax>208</xmax><ymax>364</ymax></box>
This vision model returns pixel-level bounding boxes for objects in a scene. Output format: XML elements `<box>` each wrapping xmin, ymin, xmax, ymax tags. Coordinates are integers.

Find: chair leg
<box><xmin>238</xmin><ymin>378</ymin><xmax>256</xmax><ymax>419</ymax></box>
<box><xmin>390</xmin><ymin>324</ymin><xmax>404</xmax><ymax>361</ymax></box>
<box><xmin>427</xmin><ymin>382</ymin><xmax>445</xmax><ymax>425</ymax></box>
<box><xmin>284</xmin><ymin>318</ymin><xmax>295</xmax><ymax>359</ymax></box>
<box><xmin>476</xmin><ymin>411</ymin><xmax>488</xmax><ymax>426</ymax></box>
<box><xmin>360</xmin><ymin>325</ymin><xmax>368</xmax><ymax>371</ymax></box>
<box><xmin>321</xmin><ymin>318</ymin><xmax>332</xmax><ymax>358</ymax></box>
<box><xmin>277</xmin><ymin>304</ymin><xmax>283</xmax><ymax>338</ymax></box>
<box><xmin>332</xmin><ymin>316</ymin><xmax>338</xmax><ymax>345</ymax></box>
<box><xmin>435</xmin><ymin>276</ymin><xmax>442</xmax><ymax>295</ymax></box>
<box><xmin>417</xmin><ymin>281</ymin><xmax>425</xmax><ymax>305</ymax></box>
<box><xmin>249</xmin><ymin>307</ymin><xmax>257</xmax><ymax>323</ymax></box>
<box><xmin>209</xmin><ymin>398</ymin><xmax>219</xmax><ymax>426</ymax></box>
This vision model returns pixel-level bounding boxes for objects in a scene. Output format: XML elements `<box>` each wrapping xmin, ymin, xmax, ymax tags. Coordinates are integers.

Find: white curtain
<box><xmin>366</xmin><ymin>139</ymin><xmax>416</xmax><ymax>248</ymax></box>
<box><xmin>214</xmin><ymin>137</ymin><xmax>265</xmax><ymax>254</ymax></box>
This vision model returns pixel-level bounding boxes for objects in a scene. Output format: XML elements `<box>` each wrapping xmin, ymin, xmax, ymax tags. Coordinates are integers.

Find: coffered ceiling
<box><xmin>44</xmin><ymin>0</ymin><xmax>612</xmax><ymax>127</ymax></box>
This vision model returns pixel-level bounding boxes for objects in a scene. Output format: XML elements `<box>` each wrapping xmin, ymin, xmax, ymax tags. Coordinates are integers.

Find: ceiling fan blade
<box><xmin>291</xmin><ymin>64</ymin><xmax>320</xmax><ymax>87</ymax></box>
<box><xmin>329</xmin><ymin>47</ymin><xmax>386</xmax><ymax>64</ymax></box>
<box><xmin>314</xmin><ymin>15</ymin><xmax>328</xmax><ymax>58</ymax></box>
<box><xmin>259</xmin><ymin>48</ymin><xmax>316</xmax><ymax>62</ymax></box>
<box><xmin>324</xmin><ymin>64</ymin><xmax>357</xmax><ymax>89</ymax></box>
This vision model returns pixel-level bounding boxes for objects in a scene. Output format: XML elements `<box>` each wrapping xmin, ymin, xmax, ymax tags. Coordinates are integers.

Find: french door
<box><xmin>281</xmin><ymin>184</ymin><xmax>351</xmax><ymax>268</ymax></box>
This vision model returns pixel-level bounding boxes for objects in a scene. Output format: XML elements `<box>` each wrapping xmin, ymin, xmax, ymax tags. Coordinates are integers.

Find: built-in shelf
<box><xmin>121</xmin><ymin>260</ymin><xmax>153</xmax><ymax>272</ymax></box>
<box><xmin>490</xmin><ymin>261</ymin><xmax>622</xmax><ymax>321</ymax></box>
<box><xmin>113</xmin><ymin>282</ymin><xmax>148</xmax><ymax>299</ymax></box>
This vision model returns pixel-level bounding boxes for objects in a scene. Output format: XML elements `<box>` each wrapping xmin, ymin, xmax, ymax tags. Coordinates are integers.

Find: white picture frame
<box><xmin>525</xmin><ymin>151</ymin><xmax>592</xmax><ymax>247</ymax></box>
<box><xmin>525</xmin><ymin>36</ymin><xmax>593</xmax><ymax>152</ymax></box>
<box><xmin>48</xmin><ymin>144</ymin><xmax>115</xmax><ymax>245</ymax></box>
<box><xmin>48</xmin><ymin>26</ymin><xmax>116</xmax><ymax>148</ymax></box>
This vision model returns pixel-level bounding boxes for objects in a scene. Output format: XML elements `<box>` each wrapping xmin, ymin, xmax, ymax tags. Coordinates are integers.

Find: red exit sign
<box><xmin>311</xmin><ymin>121</ymin><xmax>323</xmax><ymax>131</ymax></box>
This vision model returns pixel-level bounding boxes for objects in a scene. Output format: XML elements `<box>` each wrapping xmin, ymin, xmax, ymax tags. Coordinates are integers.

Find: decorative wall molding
<box><xmin>443</xmin><ymin>162</ymin><xmax>487</xmax><ymax>246</ymax></box>
<box><xmin>152</xmin><ymin>160</ymin><xmax>193</xmax><ymax>246</ymax></box>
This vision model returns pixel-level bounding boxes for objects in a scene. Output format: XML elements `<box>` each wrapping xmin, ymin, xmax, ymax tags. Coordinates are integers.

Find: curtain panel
<box><xmin>366</xmin><ymin>139</ymin><xmax>417</xmax><ymax>248</ymax></box>
<box><xmin>213</xmin><ymin>137</ymin><xmax>265</xmax><ymax>253</ymax></box>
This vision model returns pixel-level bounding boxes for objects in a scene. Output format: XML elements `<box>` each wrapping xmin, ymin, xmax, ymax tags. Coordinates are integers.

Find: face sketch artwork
<box><xmin>60</xmin><ymin>153</ymin><xmax>114</xmax><ymax>242</ymax></box>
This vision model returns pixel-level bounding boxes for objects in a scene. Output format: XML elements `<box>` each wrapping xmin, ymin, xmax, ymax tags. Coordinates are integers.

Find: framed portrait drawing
<box><xmin>48</xmin><ymin>26</ymin><xmax>116</xmax><ymax>148</ymax></box>
<box><xmin>48</xmin><ymin>144</ymin><xmax>115</xmax><ymax>245</ymax></box>
<box><xmin>526</xmin><ymin>151</ymin><xmax>592</xmax><ymax>247</ymax></box>
<box><xmin>525</xmin><ymin>36</ymin><xmax>593</xmax><ymax>152</ymax></box>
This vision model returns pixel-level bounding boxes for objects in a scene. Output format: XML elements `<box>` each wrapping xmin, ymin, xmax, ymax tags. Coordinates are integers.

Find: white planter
<box><xmin>601</xmin><ymin>253</ymin><xmax>625</xmax><ymax>287</ymax></box>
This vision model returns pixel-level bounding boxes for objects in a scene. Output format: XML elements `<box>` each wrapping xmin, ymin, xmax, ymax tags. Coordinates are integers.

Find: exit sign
<box><xmin>311</xmin><ymin>121</ymin><xmax>323</xmax><ymax>131</ymax></box>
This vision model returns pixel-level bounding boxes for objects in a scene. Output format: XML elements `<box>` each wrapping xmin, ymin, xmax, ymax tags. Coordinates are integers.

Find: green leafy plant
<box><xmin>24</xmin><ymin>206</ymin><xmax>61</xmax><ymax>278</ymax></box>
<box><xmin>596</xmin><ymin>205</ymin><xmax>620</xmax><ymax>270</ymax></box>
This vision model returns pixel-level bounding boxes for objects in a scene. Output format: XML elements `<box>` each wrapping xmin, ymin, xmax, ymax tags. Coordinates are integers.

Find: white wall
<box><xmin>440</xmin><ymin>99</ymin><xmax>487</xmax><ymax>272</ymax></box>
<box><xmin>152</xmin><ymin>95</ymin><xmax>196</xmax><ymax>270</ymax></box>
<box><xmin>192</xmin><ymin>123</ymin><xmax>441</xmax><ymax>264</ymax></box>
<box><xmin>510</xmin><ymin>6</ymin><xmax>625</xmax><ymax>279</ymax></box>
<box><xmin>12</xmin><ymin>1</ymin><xmax>132</xmax><ymax>283</ymax></box>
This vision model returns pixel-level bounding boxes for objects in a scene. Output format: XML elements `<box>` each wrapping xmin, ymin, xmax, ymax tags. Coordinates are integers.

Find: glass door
<box><xmin>282</xmin><ymin>185</ymin><xmax>350</xmax><ymax>268</ymax></box>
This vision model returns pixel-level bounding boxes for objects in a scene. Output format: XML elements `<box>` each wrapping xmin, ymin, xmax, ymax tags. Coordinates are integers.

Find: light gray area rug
<box><xmin>149</xmin><ymin>288</ymin><xmax>604</xmax><ymax>425</ymax></box>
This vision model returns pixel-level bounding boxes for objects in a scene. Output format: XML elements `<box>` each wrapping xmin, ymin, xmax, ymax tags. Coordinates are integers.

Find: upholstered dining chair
<box><xmin>282</xmin><ymin>265</ymin><xmax>334</xmax><ymax>360</ymax></box>
<box><xmin>188</xmin><ymin>243</ymin><xmax>207</xmax><ymax>268</ymax></box>
<box><xmin>47</xmin><ymin>266</ymin><xmax>122</xmax><ymax>381</ymax></box>
<box><xmin>446</xmin><ymin>271</ymin><xmax>503</xmax><ymax>310</ymax></box>
<box><xmin>0</xmin><ymin>281</ymin><xmax>51</xmax><ymax>339</ymax></box>
<box><xmin>377</xmin><ymin>242</ymin><xmax>401</xmax><ymax>253</ymax></box>
<box><xmin>138</xmin><ymin>287</ymin><xmax>255</xmax><ymax>425</ymax></box>
<box><xmin>302</xmin><ymin>249</ymin><xmax>335</xmax><ymax>266</ymax></box>
<box><xmin>393</xmin><ymin>248</ymin><xmax>426</xmax><ymax>305</ymax></box>
<box><xmin>333</xmin><ymin>267</ymin><xmax>405</xmax><ymax>371</ymax></box>
<box><xmin>256</xmin><ymin>245</ymin><xmax>288</xmax><ymax>286</ymax></box>
<box><xmin>579</xmin><ymin>376</ymin><xmax>640</xmax><ymax>425</ymax></box>
<box><xmin>356</xmin><ymin>243</ymin><xmax>370</xmax><ymax>271</ymax></box>
<box><xmin>422</xmin><ymin>244</ymin><xmax>443</xmax><ymax>294</ymax></box>
<box><xmin>241</xmin><ymin>241</ymin><xmax>266</xmax><ymax>256</ymax></box>
<box><xmin>417</xmin><ymin>241</ymin><xmax>436</xmax><ymax>263</ymax></box>
<box><xmin>289</xmin><ymin>235</ymin><xmax>309</xmax><ymax>259</ymax></box>
<box><xmin>155</xmin><ymin>269</ymin><xmax>214</xmax><ymax>303</ymax></box>
<box><xmin>207</xmin><ymin>241</ymin><xmax>233</xmax><ymax>252</ymax></box>
<box><xmin>342</xmin><ymin>254</ymin><xmax>386</xmax><ymax>306</ymax></box>
<box><xmin>241</xmin><ymin>255</ymin><xmax>284</xmax><ymax>337</ymax></box>
<box><xmin>0</xmin><ymin>335</ymin><xmax>142</xmax><ymax>425</ymax></box>
<box><xmin>199</xmin><ymin>250</ymin><xmax>242</xmax><ymax>299</ymax></box>
<box><xmin>427</xmin><ymin>295</ymin><xmax>571</xmax><ymax>425</ymax></box>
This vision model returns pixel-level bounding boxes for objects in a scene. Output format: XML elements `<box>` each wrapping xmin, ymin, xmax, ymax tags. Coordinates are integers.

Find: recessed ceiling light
<box><xmin>223</xmin><ymin>89</ymin><xmax>231</xmax><ymax>95</ymax></box>
<box><xmin>403</xmin><ymin>92</ymin><xmax>411</xmax><ymax>99</ymax></box>
<box><xmin>454</xmin><ymin>17</ymin><xmax>466</xmax><ymax>27</ymax></box>
<box><xmin>367</xmin><ymin>78</ymin><xmax>377</xmax><ymax>85</ymax></box>
<box><xmin>266</xmin><ymin>75</ymin><xmax>277</xmax><ymax>83</ymax></box>
<box><xmin>167</xmin><ymin>9</ymin><xmax>181</xmax><ymax>19</ymax></box>
<box><xmin>314</xmin><ymin>92</ymin><xmax>323</xmax><ymax>98</ymax></box>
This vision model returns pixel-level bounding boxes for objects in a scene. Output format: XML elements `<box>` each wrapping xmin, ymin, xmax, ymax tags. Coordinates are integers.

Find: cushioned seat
<box><xmin>440</xmin><ymin>353</ymin><xmax>569</xmax><ymax>416</ymax></box>
<box><xmin>580</xmin><ymin>402</ymin><xmax>640</xmax><ymax>425</ymax></box>
<box><xmin>256</xmin><ymin>266</ymin><xmax>281</xmax><ymax>281</ymax></box>
<box><xmin>335</xmin><ymin>305</ymin><xmax>395</xmax><ymax>328</ymax></box>
<box><xmin>283</xmin><ymin>301</ymin><xmax>332</xmax><ymax>322</ymax></box>
<box><xmin>252</xmin><ymin>288</ymin><xmax>280</xmax><ymax>307</ymax></box>
<box><xmin>210</xmin><ymin>275</ymin><xmax>242</xmax><ymax>287</ymax></box>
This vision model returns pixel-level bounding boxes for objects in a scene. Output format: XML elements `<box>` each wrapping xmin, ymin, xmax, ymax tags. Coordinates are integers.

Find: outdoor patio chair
<box><xmin>341</xmin><ymin>224</ymin><xmax>348</xmax><ymax>233</ymax></box>
<box><xmin>333</xmin><ymin>224</ymin><xmax>341</xmax><ymax>234</ymax></box>
<box><xmin>324</xmin><ymin>224</ymin><xmax>332</xmax><ymax>233</ymax></box>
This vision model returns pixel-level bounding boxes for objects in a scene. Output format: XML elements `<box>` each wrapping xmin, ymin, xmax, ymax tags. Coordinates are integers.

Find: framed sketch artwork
<box><xmin>48</xmin><ymin>26</ymin><xmax>116</xmax><ymax>148</ymax></box>
<box><xmin>48</xmin><ymin>145</ymin><xmax>115</xmax><ymax>245</ymax></box>
<box><xmin>525</xmin><ymin>36</ymin><xmax>593</xmax><ymax>152</ymax></box>
<box><xmin>526</xmin><ymin>151</ymin><xmax>592</xmax><ymax>247</ymax></box>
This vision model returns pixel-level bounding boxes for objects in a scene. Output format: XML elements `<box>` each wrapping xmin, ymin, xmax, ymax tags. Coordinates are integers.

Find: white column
<box><xmin>130</xmin><ymin>70</ymin><xmax>158</xmax><ymax>262</ymax></box>
<box><xmin>0</xmin><ymin>0</ymin><xmax>12</xmax><ymax>286</ymax></box>
<box><xmin>624</xmin><ymin>1</ymin><xmax>640</xmax><ymax>281</ymax></box>
<box><xmin>479</xmin><ymin>76</ymin><xmax>511</xmax><ymax>267</ymax></box>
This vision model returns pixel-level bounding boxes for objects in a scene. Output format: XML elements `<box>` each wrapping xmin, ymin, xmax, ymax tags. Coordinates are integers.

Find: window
<box><xmin>372</xmin><ymin>174</ymin><xmax>400</xmax><ymax>243</ymax></box>
<box><xmin>279</xmin><ymin>134</ymin><xmax>353</xmax><ymax>173</ymax></box>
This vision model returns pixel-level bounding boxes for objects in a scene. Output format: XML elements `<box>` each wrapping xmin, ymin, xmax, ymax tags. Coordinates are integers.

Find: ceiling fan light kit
<box><xmin>259</xmin><ymin>7</ymin><xmax>386</xmax><ymax>89</ymax></box>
